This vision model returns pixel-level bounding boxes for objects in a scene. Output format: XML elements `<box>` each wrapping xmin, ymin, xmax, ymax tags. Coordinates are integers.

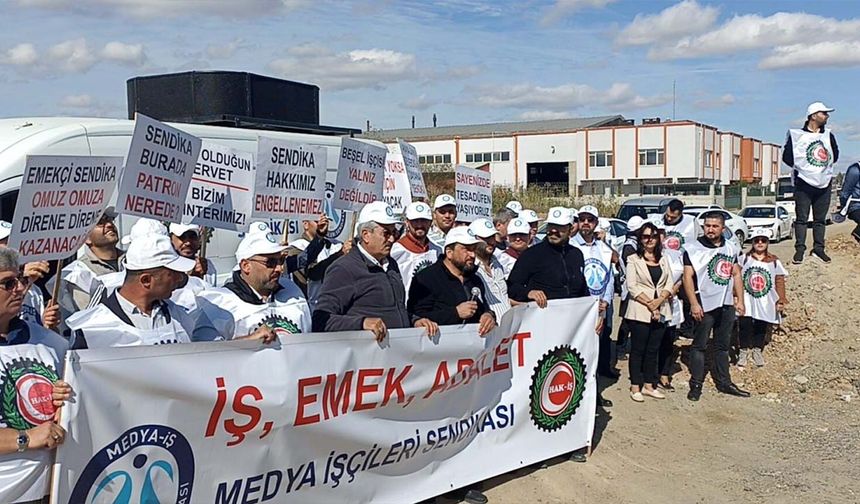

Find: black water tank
<box><xmin>127</xmin><ymin>71</ymin><xmax>319</xmax><ymax>125</ymax></box>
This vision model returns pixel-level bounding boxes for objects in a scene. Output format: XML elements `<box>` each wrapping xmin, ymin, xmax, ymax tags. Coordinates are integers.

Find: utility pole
<box><xmin>672</xmin><ymin>80</ymin><xmax>676</xmax><ymax>121</ymax></box>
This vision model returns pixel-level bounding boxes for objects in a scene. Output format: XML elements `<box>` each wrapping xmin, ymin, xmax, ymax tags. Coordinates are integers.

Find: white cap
<box><xmin>248</xmin><ymin>221</ymin><xmax>272</xmax><ymax>235</ymax></box>
<box><xmin>569</xmin><ymin>207</ymin><xmax>579</xmax><ymax>218</ymax></box>
<box><xmin>578</xmin><ymin>205</ymin><xmax>599</xmax><ymax>219</ymax></box>
<box><xmin>520</xmin><ymin>209</ymin><xmax>540</xmax><ymax>223</ymax></box>
<box><xmin>404</xmin><ymin>201</ymin><xmax>432</xmax><ymax>221</ymax></box>
<box><xmin>807</xmin><ymin>101</ymin><xmax>834</xmax><ymax>117</ymax></box>
<box><xmin>433</xmin><ymin>194</ymin><xmax>456</xmax><ymax>209</ymax></box>
<box><xmin>750</xmin><ymin>228</ymin><xmax>771</xmax><ymax>240</ymax></box>
<box><xmin>545</xmin><ymin>207</ymin><xmax>572</xmax><ymax>226</ymax></box>
<box><xmin>121</xmin><ymin>218</ymin><xmax>168</xmax><ymax>246</ymax></box>
<box><xmin>125</xmin><ymin>233</ymin><xmax>196</xmax><ymax>272</ymax></box>
<box><xmin>627</xmin><ymin>215</ymin><xmax>645</xmax><ymax>232</ymax></box>
<box><xmin>236</xmin><ymin>231</ymin><xmax>287</xmax><ymax>262</ymax></box>
<box><xmin>505</xmin><ymin>201</ymin><xmax>523</xmax><ymax>214</ymax></box>
<box><xmin>650</xmin><ymin>215</ymin><xmax>666</xmax><ymax>231</ymax></box>
<box><xmin>507</xmin><ymin>218</ymin><xmax>530</xmax><ymax>235</ymax></box>
<box><xmin>0</xmin><ymin>220</ymin><xmax>11</xmax><ymax>240</ymax></box>
<box><xmin>444</xmin><ymin>226</ymin><xmax>480</xmax><ymax>248</ymax></box>
<box><xmin>169</xmin><ymin>223</ymin><xmax>201</xmax><ymax>237</ymax></box>
<box><xmin>469</xmin><ymin>218</ymin><xmax>497</xmax><ymax>238</ymax></box>
<box><xmin>357</xmin><ymin>201</ymin><xmax>400</xmax><ymax>227</ymax></box>
<box><xmin>598</xmin><ymin>218</ymin><xmax>611</xmax><ymax>232</ymax></box>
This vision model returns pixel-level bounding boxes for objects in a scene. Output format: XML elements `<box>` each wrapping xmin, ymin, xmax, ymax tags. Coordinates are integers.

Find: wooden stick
<box><xmin>281</xmin><ymin>219</ymin><xmax>289</xmax><ymax>245</ymax></box>
<box><xmin>199</xmin><ymin>227</ymin><xmax>209</xmax><ymax>259</ymax></box>
<box><xmin>48</xmin><ymin>259</ymin><xmax>62</xmax><ymax>334</ymax></box>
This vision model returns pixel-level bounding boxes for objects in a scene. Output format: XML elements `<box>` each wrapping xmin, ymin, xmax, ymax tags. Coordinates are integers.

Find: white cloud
<box><xmin>541</xmin><ymin>0</ymin><xmax>617</xmax><ymax>25</ymax></box>
<box><xmin>0</xmin><ymin>43</ymin><xmax>38</xmax><ymax>66</ymax></box>
<box><xmin>399</xmin><ymin>94</ymin><xmax>436</xmax><ymax>110</ymax></box>
<box><xmin>205</xmin><ymin>38</ymin><xmax>250</xmax><ymax>59</ymax></box>
<box><xmin>60</xmin><ymin>94</ymin><xmax>93</xmax><ymax>108</ymax></box>
<box><xmin>518</xmin><ymin>111</ymin><xmax>573</xmax><ymax>121</ymax></box>
<box><xmin>100</xmin><ymin>41</ymin><xmax>147</xmax><ymax>66</ymax></box>
<box><xmin>616</xmin><ymin>0</ymin><xmax>719</xmax><ymax>46</ymax></box>
<box><xmin>14</xmin><ymin>0</ymin><xmax>310</xmax><ymax>18</ymax></box>
<box><xmin>46</xmin><ymin>38</ymin><xmax>97</xmax><ymax>73</ymax></box>
<box><xmin>269</xmin><ymin>46</ymin><xmax>418</xmax><ymax>91</ymax></box>
<box><xmin>693</xmin><ymin>93</ymin><xmax>736</xmax><ymax>109</ymax></box>
<box><xmin>759</xmin><ymin>41</ymin><xmax>860</xmax><ymax>69</ymax></box>
<box><xmin>473</xmin><ymin>81</ymin><xmax>671</xmax><ymax>112</ymax></box>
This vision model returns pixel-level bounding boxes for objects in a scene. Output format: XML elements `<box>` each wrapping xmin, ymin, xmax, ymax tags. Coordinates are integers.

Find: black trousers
<box><xmin>627</xmin><ymin>319</ymin><xmax>666</xmax><ymax>387</ymax></box>
<box><xmin>849</xmin><ymin>208</ymin><xmax>860</xmax><ymax>237</ymax></box>
<box><xmin>689</xmin><ymin>305</ymin><xmax>735</xmax><ymax>389</ymax></box>
<box><xmin>794</xmin><ymin>178</ymin><xmax>831</xmax><ymax>254</ymax></box>
<box><xmin>616</xmin><ymin>299</ymin><xmax>630</xmax><ymax>349</ymax></box>
<box><xmin>657</xmin><ymin>326</ymin><xmax>677</xmax><ymax>378</ymax></box>
<box><xmin>598</xmin><ymin>308</ymin><xmax>613</xmax><ymax>373</ymax></box>
<box><xmin>738</xmin><ymin>316</ymin><xmax>769</xmax><ymax>349</ymax></box>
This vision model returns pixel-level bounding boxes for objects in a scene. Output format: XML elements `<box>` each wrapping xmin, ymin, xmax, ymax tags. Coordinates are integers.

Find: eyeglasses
<box><xmin>247</xmin><ymin>256</ymin><xmax>285</xmax><ymax>269</ymax></box>
<box><xmin>509</xmin><ymin>234</ymin><xmax>528</xmax><ymax>241</ymax></box>
<box><xmin>641</xmin><ymin>234</ymin><xmax>657</xmax><ymax>241</ymax></box>
<box><xmin>0</xmin><ymin>275</ymin><xmax>29</xmax><ymax>292</ymax></box>
<box><xmin>377</xmin><ymin>226</ymin><xmax>396</xmax><ymax>239</ymax></box>
<box><xmin>579</xmin><ymin>216</ymin><xmax>597</xmax><ymax>223</ymax></box>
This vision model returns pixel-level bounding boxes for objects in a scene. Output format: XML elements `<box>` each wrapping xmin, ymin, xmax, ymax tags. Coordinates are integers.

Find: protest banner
<box><xmin>53</xmin><ymin>300</ymin><xmax>597</xmax><ymax>504</ymax></box>
<box><xmin>286</xmin><ymin>171</ymin><xmax>354</xmax><ymax>243</ymax></box>
<box><xmin>455</xmin><ymin>164</ymin><xmax>492</xmax><ymax>222</ymax></box>
<box><xmin>253</xmin><ymin>137</ymin><xmax>328</xmax><ymax>222</ymax></box>
<box><xmin>184</xmin><ymin>141</ymin><xmax>255</xmax><ymax>233</ymax></box>
<box><xmin>8</xmin><ymin>155</ymin><xmax>121</xmax><ymax>262</ymax></box>
<box><xmin>117</xmin><ymin>114</ymin><xmax>202</xmax><ymax>223</ymax></box>
<box><xmin>396</xmin><ymin>139</ymin><xmax>428</xmax><ymax>199</ymax></box>
<box><xmin>383</xmin><ymin>144</ymin><xmax>413</xmax><ymax>213</ymax></box>
<box><xmin>332</xmin><ymin>137</ymin><xmax>386</xmax><ymax>212</ymax></box>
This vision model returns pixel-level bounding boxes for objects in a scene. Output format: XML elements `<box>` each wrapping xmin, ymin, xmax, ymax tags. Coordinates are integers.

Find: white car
<box><xmin>684</xmin><ymin>208</ymin><xmax>750</xmax><ymax>243</ymax></box>
<box><xmin>740</xmin><ymin>204</ymin><xmax>794</xmax><ymax>242</ymax></box>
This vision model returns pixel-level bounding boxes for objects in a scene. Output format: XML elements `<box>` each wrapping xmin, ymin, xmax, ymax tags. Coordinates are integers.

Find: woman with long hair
<box><xmin>624</xmin><ymin>222</ymin><xmax>674</xmax><ymax>402</ymax></box>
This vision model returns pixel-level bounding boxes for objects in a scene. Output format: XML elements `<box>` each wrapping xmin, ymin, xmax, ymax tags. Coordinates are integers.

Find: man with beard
<box><xmin>169</xmin><ymin>223</ymin><xmax>217</xmax><ymax>286</ymax></box>
<box><xmin>496</xmin><ymin>217</ymin><xmax>531</xmax><ymax>277</ymax></box>
<box><xmin>313</xmin><ymin>202</ymin><xmax>438</xmax><ymax>341</ymax></box>
<box><xmin>659</xmin><ymin>199</ymin><xmax>700</xmax><ymax>252</ymax></box>
<box><xmin>469</xmin><ymin>218</ymin><xmax>511</xmax><ymax>321</ymax></box>
<box><xmin>783</xmin><ymin>102</ymin><xmax>838</xmax><ymax>264</ymax></box>
<box><xmin>682</xmin><ymin>211</ymin><xmax>749</xmax><ymax>401</ymax></box>
<box><xmin>197</xmin><ymin>230</ymin><xmax>312</xmax><ymax>340</ymax></box>
<box><xmin>391</xmin><ymin>202</ymin><xmax>441</xmax><ymax>301</ymax></box>
<box><xmin>427</xmin><ymin>194</ymin><xmax>457</xmax><ymax>249</ymax></box>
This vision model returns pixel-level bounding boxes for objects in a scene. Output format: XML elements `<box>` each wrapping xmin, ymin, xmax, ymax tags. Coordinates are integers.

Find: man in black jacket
<box><xmin>408</xmin><ymin>227</ymin><xmax>496</xmax><ymax>335</ymax></box>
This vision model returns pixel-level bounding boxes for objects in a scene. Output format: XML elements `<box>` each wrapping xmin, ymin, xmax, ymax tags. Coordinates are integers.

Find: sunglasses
<box><xmin>641</xmin><ymin>234</ymin><xmax>657</xmax><ymax>240</ymax></box>
<box><xmin>247</xmin><ymin>256</ymin><xmax>285</xmax><ymax>269</ymax></box>
<box><xmin>580</xmin><ymin>216</ymin><xmax>597</xmax><ymax>223</ymax></box>
<box><xmin>0</xmin><ymin>275</ymin><xmax>29</xmax><ymax>292</ymax></box>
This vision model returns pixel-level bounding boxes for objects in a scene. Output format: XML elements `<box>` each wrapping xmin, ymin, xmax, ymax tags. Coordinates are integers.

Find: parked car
<box><xmin>616</xmin><ymin>196</ymin><xmax>676</xmax><ymax>221</ymax></box>
<box><xmin>740</xmin><ymin>204</ymin><xmax>794</xmax><ymax>241</ymax></box>
<box><xmin>684</xmin><ymin>204</ymin><xmax>722</xmax><ymax>214</ymax></box>
<box><xmin>684</xmin><ymin>208</ymin><xmax>750</xmax><ymax>243</ymax></box>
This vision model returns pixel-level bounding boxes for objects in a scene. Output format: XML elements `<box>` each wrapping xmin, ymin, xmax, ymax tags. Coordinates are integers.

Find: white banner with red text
<box><xmin>52</xmin><ymin>299</ymin><xmax>597</xmax><ymax>504</ymax></box>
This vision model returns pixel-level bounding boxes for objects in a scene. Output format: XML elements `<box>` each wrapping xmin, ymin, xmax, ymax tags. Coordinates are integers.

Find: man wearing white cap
<box><xmin>427</xmin><ymin>194</ymin><xmax>457</xmax><ymax>249</ymax></box>
<box><xmin>469</xmin><ymin>218</ymin><xmax>511</xmax><ymax>321</ymax></box>
<box><xmin>572</xmin><ymin>205</ymin><xmax>618</xmax><ymax>379</ymax></box>
<box><xmin>569</xmin><ymin>208</ymin><xmax>580</xmax><ymax>236</ymax></box>
<box><xmin>169</xmin><ymin>223</ymin><xmax>217</xmax><ymax>286</ymax></box>
<box><xmin>783</xmin><ymin>101</ymin><xmax>839</xmax><ymax>264</ymax></box>
<box><xmin>197</xmin><ymin>229</ymin><xmax>312</xmax><ymax>340</ymax></box>
<box><xmin>313</xmin><ymin>201</ymin><xmax>437</xmax><ymax>341</ymax></box>
<box><xmin>505</xmin><ymin>200</ymin><xmax>522</xmax><ymax>216</ymax></box>
<box><xmin>391</xmin><ymin>202</ymin><xmax>441</xmax><ymax>300</ymax></box>
<box><xmin>286</xmin><ymin>214</ymin><xmax>350</xmax><ymax>309</ymax></box>
<box><xmin>66</xmin><ymin>234</ymin><xmax>237</xmax><ymax>348</ymax></box>
<box><xmin>497</xmin><ymin>217</ymin><xmax>530</xmax><ymax>277</ymax></box>
<box><xmin>519</xmin><ymin>209</ymin><xmax>541</xmax><ymax>245</ymax></box>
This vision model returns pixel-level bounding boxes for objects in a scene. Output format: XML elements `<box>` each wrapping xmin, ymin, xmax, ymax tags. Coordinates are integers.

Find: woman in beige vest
<box><xmin>624</xmin><ymin>222</ymin><xmax>674</xmax><ymax>402</ymax></box>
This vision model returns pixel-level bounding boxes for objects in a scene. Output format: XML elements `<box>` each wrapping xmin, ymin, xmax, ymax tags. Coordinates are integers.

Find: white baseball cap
<box><xmin>545</xmin><ymin>207</ymin><xmax>572</xmax><ymax>226</ymax></box>
<box><xmin>627</xmin><ymin>215</ymin><xmax>645</xmax><ymax>232</ymax></box>
<box><xmin>125</xmin><ymin>233</ymin><xmax>196</xmax><ymax>272</ymax></box>
<box><xmin>404</xmin><ymin>201</ymin><xmax>432</xmax><ymax>221</ymax></box>
<box><xmin>506</xmin><ymin>201</ymin><xmax>523</xmax><ymax>214</ymax></box>
<box><xmin>520</xmin><ymin>209</ymin><xmax>540</xmax><ymax>224</ymax></box>
<box><xmin>468</xmin><ymin>218</ymin><xmax>497</xmax><ymax>239</ymax></box>
<box><xmin>444</xmin><ymin>226</ymin><xmax>480</xmax><ymax>248</ymax></box>
<box><xmin>650</xmin><ymin>215</ymin><xmax>666</xmax><ymax>231</ymax></box>
<box><xmin>236</xmin><ymin>231</ymin><xmax>287</xmax><ymax>262</ymax></box>
<box><xmin>433</xmin><ymin>194</ymin><xmax>456</xmax><ymax>209</ymax></box>
<box><xmin>578</xmin><ymin>205</ymin><xmax>599</xmax><ymax>219</ymax></box>
<box><xmin>169</xmin><ymin>223</ymin><xmax>201</xmax><ymax>237</ymax></box>
<box><xmin>507</xmin><ymin>218</ymin><xmax>530</xmax><ymax>235</ymax></box>
<box><xmin>598</xmin><ymin>218</ymin><xmax>611</xmax><ymax>232</ymax></box>
<box><xmin>248</xmin><ymin>221</ymin><xmax>273</xmax><ymax>235</ymax></box>
<box><xmin>357</xmin><ymin>201</ymin><xmax>400</xmax><ymax>227</ymax></box>
<box><xmin>750</xmin><ymin>228</ymin><xmax>771</xmax><ymax>240</ymax></box>
<box><xmin>0</xmin><ymin>220</ymin><xmax>11</xmax><ymax>240</ymax></box>
<box><xmin>121</xmin><ymin>218</ymin><xmax>168</xmax><ymax>246</ymax></box>
<box><xmin>807</xmin><ymin>101</ymin><xmax>834</xmax><ymax>117</ymax></box>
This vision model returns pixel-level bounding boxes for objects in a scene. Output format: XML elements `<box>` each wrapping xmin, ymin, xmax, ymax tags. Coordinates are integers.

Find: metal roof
<box><xmin>361</xmin><ymin>115</ymin><xmax>627</xmax><ymax>142</ymax></box>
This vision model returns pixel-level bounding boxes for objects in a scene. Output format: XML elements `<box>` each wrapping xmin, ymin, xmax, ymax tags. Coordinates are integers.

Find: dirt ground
<box><xmin>478</xmin><ymin>221</ymin><xmax>860</xmax><ymax>504</ymax></box>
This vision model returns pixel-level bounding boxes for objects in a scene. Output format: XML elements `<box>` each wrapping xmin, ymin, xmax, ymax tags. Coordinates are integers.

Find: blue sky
<box><xmin>3</xmin><ymin>0</ymin><xmax>860</xmax><ymax>168</ymax></box>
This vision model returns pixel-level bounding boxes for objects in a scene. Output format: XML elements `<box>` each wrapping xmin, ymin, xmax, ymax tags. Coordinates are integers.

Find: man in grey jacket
<box><xmin>312</xmin><ymin>201</ymin><xmax>437</xmax><ymax>341</ymax></box>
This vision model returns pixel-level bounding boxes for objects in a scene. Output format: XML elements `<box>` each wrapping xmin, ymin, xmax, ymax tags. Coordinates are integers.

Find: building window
<box><xmin>419</xmin><ymin>154</ymin><xmax>451</xmax><ymax>165</ymax></box>
<box><xmin>705</xmin><ymin>149</ymin><xmax>714</xmax><ymax>168</ymax></box>
<box><xmin>464</xmin><ymin>151</ymin><xmax>510</xmax><ymax>164</ymax></box>
<box><xmin>732</xmin><ymin>154</ymin><xmax>740</xmax><ymax>170</ymax></box>
<box><xmin>588</xmin><ymin>150</ymin><xmax>613</xmax><ymax>167</ymax></box>
<box><xmin>638</xmin><ymin>148</ymin><xmax>664</xmax><ymax>166</ymax></box>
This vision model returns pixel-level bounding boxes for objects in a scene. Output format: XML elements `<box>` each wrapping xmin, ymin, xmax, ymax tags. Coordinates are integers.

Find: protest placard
<box><xmin>117</xmin><ymin>114</ymin><xmax>202</xmax><ymax>223</ymax></box>
<box><xmin>397</xmin><ymin>138</ymin><xmax>428</xmax><ymax>199</ymax></box>
<box><xmin>252</xmin><ymin>137</ymin><xmax>327</xmax><ymax>222</ymax></box>
<box><xmin>383</xmin><ymin>144</ymin><xmax>413</xmax><ymax>213</ymax></box>
<box><xmin>9</xmin><ymin>155</ymin><xmax>121</xmax><ymax>262</ymax></box>
<box><xmin>184</xmin><ymin>141</ymin><xmax>255</xmax><ymax>232</ymax></box>
<box><xmin>332</xmin><ymin>137</ymin><xmax>386</xmax><ymax>211</ymax></box>
<box><xmin>455</xmin><ymin>164</ymin><xmax>492</xmax><ymax>222</ymax></box>
<box><xmin>286</xmin><ymin>171</ymin><xmax>353</xmax><ymax>243</ymax></box>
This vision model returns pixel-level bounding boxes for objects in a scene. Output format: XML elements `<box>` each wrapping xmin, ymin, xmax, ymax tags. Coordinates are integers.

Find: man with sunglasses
<box><xmin>197</xmin><ymin>230</ymin><xmax>311</xmax><ymax>340</ymax></box>
<box><xmin>783</xmin><ymin>101</ymin><xmax>839</xmax><ymax>264</ymax></box>
<box><xmin>313</xmin><ymin>202</ymin><xmax>437</xmax><ymax>341</ymax></box>
<box><xmin>169</xmin><ymin>223</ymin><xmax>217</xmax><ymax>286</ymax></box>
<box><xmin>427</xmin><ymin>194</ymin><xmax>457</xmax><ymax>249</ymax></box>
<box><xmin>0</xmin><ymin>247</ymin><xmax>72</xmax><ymax>504</ymax></box>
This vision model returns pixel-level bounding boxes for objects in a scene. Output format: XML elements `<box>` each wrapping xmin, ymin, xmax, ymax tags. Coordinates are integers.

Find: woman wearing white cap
<box><xmin>390</xmin><ymin>202</ymin><xmax>441</xmax><ymax>302</ymax></box>
<box><xmin>737</xmin><ymin>229</ymin><xmax>787</xmax><ymax>368</ymax></box>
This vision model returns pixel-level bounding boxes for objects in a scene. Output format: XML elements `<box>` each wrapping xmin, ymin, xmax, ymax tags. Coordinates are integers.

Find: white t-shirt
<box><xmin>740</xmin><ymin>254</ymin><xmax>787</xmax><ymax>324</ymax></box>
<box><xmin>685</xmin><ymin>238</ymin><xmax>740</xmax><ymax>313</ymax></box>
<box><xmin>390</xmin><ymin>239</ymin><xmax>440</xmax><ymax>302</ymax></box>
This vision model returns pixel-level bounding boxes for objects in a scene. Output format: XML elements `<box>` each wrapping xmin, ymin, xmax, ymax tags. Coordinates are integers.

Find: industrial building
<box><xmin>363</xmin><ymin>116</ymin><xmax>782</xmax><ymax>196</ymax></box>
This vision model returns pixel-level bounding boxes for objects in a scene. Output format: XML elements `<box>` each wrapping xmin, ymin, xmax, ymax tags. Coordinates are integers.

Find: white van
<box><xmin>0</xmin><ymin>117</ymin><xmax>358</xmax><ymax>283</ymax></box>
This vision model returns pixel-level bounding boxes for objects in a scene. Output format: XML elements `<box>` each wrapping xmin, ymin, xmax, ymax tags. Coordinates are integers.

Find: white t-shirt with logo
<box><xmin>740</xmin><ymin>254</ymin><xmax>787</xmax><ymax>324</ymax></box>
<box><xmin>685</xmin><ymin>238</ymin><xmax>740</xmax><ymax>313</ymax></box>
<box><xmin>663</xmin><ymin>214</ymin><xmax>700</xmax><ymax>252</ymax></box>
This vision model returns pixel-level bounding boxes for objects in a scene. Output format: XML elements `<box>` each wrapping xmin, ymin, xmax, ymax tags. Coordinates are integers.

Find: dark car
<box><xmin>616</xmin><ymin>196</ymin><xmax>676</xmax><ymax>221</ymax></box>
